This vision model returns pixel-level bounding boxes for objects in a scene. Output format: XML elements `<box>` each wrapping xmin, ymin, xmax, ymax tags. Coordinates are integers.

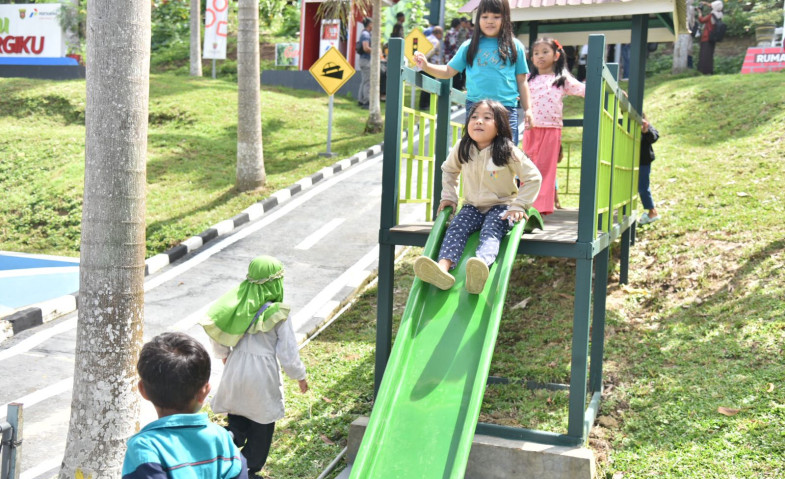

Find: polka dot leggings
<box><xmin>439</xmin><ymin>204</ymin><xmax>512</xmax><ymax>270</ymax></box>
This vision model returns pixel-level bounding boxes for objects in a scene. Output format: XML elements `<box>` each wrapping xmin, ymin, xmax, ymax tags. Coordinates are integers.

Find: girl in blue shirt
<box><xmin>414</xmin><ymin>0</ymin><xmax>532</xmax><ymax>145</ymax></box>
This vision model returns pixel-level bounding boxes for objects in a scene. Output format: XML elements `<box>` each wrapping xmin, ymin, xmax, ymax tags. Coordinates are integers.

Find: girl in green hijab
<box><xmin>201</xmin><ymin>255</ymin><xmax>309</xmax><ymax>475</ymax></box>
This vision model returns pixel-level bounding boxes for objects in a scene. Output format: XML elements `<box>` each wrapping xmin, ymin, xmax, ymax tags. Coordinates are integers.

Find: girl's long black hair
<box><xmin>527</xmin><ymin>37</ymin><xmax>568</xmax><ymax>88</ymax></box>
<box><xmin>458</xmin><ymin>100</ymin><xmax>514</xmax><ymax>167</ymax></box>
<box><xmin>466</xmin><ymin>0</ymin><xmax>516</xmax><ymax>67</ymax></box>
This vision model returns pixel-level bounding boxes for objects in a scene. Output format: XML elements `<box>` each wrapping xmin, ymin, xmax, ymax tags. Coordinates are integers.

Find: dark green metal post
<box><xmin>375</xmin><ymin>38</ymin><xmax>405</xmax><ymax>396</ymax></box>
<box><xmin>431</xmin><ymin>78</ymin><xmax>452</xmax><ymax>219</ymax></box>
<box><xmin>567</xmin><ymin>258</ymin><xmax>593</xmax><ymax>440</ymax></box>
<box><xmin>528</xmin><ymin>21</ymin><xmax>539</xmax><ymax>61</ymax></box>
<box><xmin>577</xmin><ymin>35</ymin><xmax>605</xmax><ymax>243</ymax></box>
<box><xmin>628</xmin><ymin>14</ymin><xmax>649</xmax><ymax>115</ymax></box>
<box><xmin>589</xmin><ymin>247</ymin><xmax>610</xmax><ymax>393</ymax></box>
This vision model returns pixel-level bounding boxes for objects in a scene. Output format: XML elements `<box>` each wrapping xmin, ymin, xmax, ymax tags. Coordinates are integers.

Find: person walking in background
<box><xmin>444</xmin><ymin>18</ymin><xmax>465</xmax><ymax>90</ymax></box>
<box><xmin>577</xmin><ymin>44</ymin><xmax>588</xmax><ymax>82</ymax></box>
<box><xmin>697</xmin><ymin>1</ymin><xmax>723</xmax><ymax>75</ymax></box>
<box><xmin>201</xmin><ymin>256</ymin><xmax>309</xmax><ymax>476</ymax></box>
<box><xmin>413</xmin><ymin>100</ymin><xmax>541</xmax><ymax>294</ymax></box>
<box><xmin>638</xmin><ymin>114</ymin><xmax>661</xmax><ymax>225</ymax></box>
<box><xmin>419</xmin><ymin>26</ymin><xmax>444</xmax><ymax>110</ymax></box>
<box><xmin>357</xmin><ymin>17</ymin><xmax>372</xmax><ymax>108</ymax></box>
<box><xmin>525</xmin><ymin>37</ymin><xmax>585</xmax><ymax>216</ymax></box>
<box><xmin>413</xmin><ymin>0</ymin><xmax>534</xmax><ymax>146</ymax></box>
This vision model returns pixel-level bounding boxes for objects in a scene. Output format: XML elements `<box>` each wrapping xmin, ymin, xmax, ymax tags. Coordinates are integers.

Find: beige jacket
<box><xmin>441</xmin><ymin>144</ymin><xmax>542</xmax><ymax>213</ymax></box>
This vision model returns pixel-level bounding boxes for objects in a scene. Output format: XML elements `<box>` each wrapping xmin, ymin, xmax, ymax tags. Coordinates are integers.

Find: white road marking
<box><xmin>20</xmin><ymin>459</ymin><xmax>61</xmax><ymax>479</ymax></box>
<box><xmin>0</xmin><ymin>317</ymin><xmax>77</xmax><ymax>362</ymax></box>
<box><xmin>295</xmin><ymin>218</ymin><xmax>345</xmax><ymax>250</ymax></box>
<box><xmin>0</xmin><ymin>377</ymin><xmax>72</xmax><ymax>422</ymax></box>
<box><xmin>0</xmin><ymin>266</ymin><xmax>79</xmax><ymax>278</ymax></box>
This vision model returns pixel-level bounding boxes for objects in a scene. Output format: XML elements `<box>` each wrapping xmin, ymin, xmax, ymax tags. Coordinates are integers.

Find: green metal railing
<box><xmin>396</xmin><ymin>65</ymin><xmax>466</xmax><ymax>223</ymax></box>
<box><xmin>594</xmin><ymin>66</ymin><xmax>642</xmax><ymax>236</ymax></box>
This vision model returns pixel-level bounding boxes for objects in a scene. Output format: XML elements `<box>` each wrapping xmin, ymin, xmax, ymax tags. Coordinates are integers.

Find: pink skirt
<box><xmin>523</xmin><ymin>127</ymin><xmax>562</xmax><ymax>215</ymax></box>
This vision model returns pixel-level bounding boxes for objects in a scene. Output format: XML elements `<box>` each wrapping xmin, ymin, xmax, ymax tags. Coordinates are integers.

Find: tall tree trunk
<box><xmin>673</xmin><ymin>34</ymin><xmax>693</xmax><ymax>73</ymax></box>
<box><xmin>59</xmin><ymin>0</ymin><xmax>149</xmax><ymax>477</ymax></box>
<box><xmin>366</xmin><ymin>0</ymin><xmax>383</xmax><ymax>133</ymax></box>
<box><xmin>674</xmin><ymin>1</ymin><xmax>696</xmax><ymax>73</ymax></box>
<box><xmin>190</xmin><ymin>0</ymin><xmax>202</xmax><ymax>76</ymax></box>
<box><xmin>236</xmin><ymin>0</ymin><xmax>265</xmax><ymax>191</ymax></box>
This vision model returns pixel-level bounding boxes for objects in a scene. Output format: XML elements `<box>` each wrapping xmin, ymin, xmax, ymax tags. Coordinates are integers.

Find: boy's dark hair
<box><xmin>451</xmin><ymin>18</ymin><xmax>461</xmax><ymax>29</ymax></box>
<box><xmin>458</xmin><ymin>99</ymin><xmax>514</xmax><ymax>167</ymax></box>
<box><xmin>396</xmin><ymin>12</ymin><xmax>405</xmax><ymax>21</ymax></box>
<box><xmin>528</xmin><ymin>37</ymin><xmax>569</xmax><ymax>88</ymax></box>
<box><xmin>467</xmin><ymin>0</ymin><xmax>516</xmax><ymax>67</ymax></box>
<box><xmin>137</xmin><ymin>332</ymin><xmax>211</xmax><ymax>411</ymax></box>
<box><xmin>362</xmin><ymin>17</ymin><xmax>372</xmax><ymax>28</ymax></box>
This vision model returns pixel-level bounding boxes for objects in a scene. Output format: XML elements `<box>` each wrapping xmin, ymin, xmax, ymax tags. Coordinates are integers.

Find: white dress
<box><xmin>209</xmin><ymin>316</ymin><xmax>306</xmax><ymax>425</ymax></box>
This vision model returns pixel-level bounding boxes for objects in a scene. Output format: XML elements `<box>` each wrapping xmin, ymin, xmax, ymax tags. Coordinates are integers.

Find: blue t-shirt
<box><xmin>448</xmin><ymin>36</ymin><xmax>529</xmax><ymax>106</ymax></box>
<box><xmin>122</xmin><ymin>413</ymin><xmax>247</xmax><ymax>479</ymax></box>
<box><xmin>359</xmin><ymin>30</ymin><xmax>371</xmax><ymax>59</ymax></box>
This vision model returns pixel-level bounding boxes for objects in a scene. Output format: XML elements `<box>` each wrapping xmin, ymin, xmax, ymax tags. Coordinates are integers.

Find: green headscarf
<box><xmin>200</xmin><ymin>255</ymin><xmax>291</xmax><ymax>347</ymax></box>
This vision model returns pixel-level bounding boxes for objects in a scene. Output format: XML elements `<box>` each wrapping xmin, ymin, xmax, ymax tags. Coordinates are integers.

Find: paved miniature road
<box><xmin>0</xmin><ymin>151</ymin><xmax>417</xmax><ymax>479</ymax></box>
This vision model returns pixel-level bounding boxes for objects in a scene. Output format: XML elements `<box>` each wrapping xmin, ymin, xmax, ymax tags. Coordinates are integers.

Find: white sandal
<box><xmin>413</xmin><ymin>256</ymin><xmax>455</xmax><ymax>290</ymax></box>
<box><xmin>465</xmin><ymin>257</ymin><xmax>489</xmax><ymax>294</ymax></box>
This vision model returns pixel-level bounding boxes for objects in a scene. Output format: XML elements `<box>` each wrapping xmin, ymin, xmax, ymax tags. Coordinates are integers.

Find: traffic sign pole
<box><xmin>309</xmin><ymin>47</ymin><xmax>354</xmax><ymax>158</ymax></box>
<box><xmin>320</xmin><ymin>94</ymin><xmax>337</xmax><ymax>157</ymax></box>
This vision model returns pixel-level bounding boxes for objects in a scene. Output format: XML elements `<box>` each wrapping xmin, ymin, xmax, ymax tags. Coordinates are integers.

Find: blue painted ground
<box><xmin>0</xmin><ymin>252</ymin><xmax>79</xmax><ymax>315</ymax></box>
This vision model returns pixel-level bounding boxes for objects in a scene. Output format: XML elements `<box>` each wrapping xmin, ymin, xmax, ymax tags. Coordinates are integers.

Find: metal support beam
<box><xmin>589</xmin><ymin>247</ymin><xmax>610</xmax><ymax>393</ymax></box>
<box><xmin>374</xmin><ymin>39</ymin><xmax>405</xmax><ymax>396</ymax></box>
<box><xmin>628</xmin><ymin>15</ymin><xmax>649</xmax><ymax>114</ymax></box>
<box><xmin>567</xmin><ymin>258</ymin><xmax>593</xmax><ymax>440</ymax></box>
<box><xmin>1</xmin><ymin>403</ymin><xmax>22</xmax><ymax>479</ymax></box>
<box><xmin>577</xmin><ymin>35</ymin><xmax>605</xmax><ymax>243</ymax></box>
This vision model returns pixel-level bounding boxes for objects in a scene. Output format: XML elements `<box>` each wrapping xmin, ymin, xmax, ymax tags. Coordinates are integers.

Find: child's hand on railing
<box><xmin>413</xmin><ymin>51</ymin><xmax>428</xmax><ymax>71</ymax></box>
<box><xmin>437</xmin><ymin>200</ymin><xmax>457</xmax><ymax>215</ymax></box>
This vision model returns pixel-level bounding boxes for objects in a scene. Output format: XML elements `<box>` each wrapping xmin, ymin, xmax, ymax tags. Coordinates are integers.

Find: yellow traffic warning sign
<box><xmin>404</xmin><ymin>28</ymin><xmax>433</xmax><ymax>65</ymax></box>
<box><xmin>309</xmin><ymin>47</ymin><xmax>355</xmax><ymax>96</ymax></box>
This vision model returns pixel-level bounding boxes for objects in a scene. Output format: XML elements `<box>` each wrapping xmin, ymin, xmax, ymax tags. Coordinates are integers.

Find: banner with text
<box><xmin>0</xmin><ymin>3</ymin><xmax>65</xmax><ymax>57</ymax></box>
<box><xmin>203</xmin><ymin>0</ymin><xmax>229</xmax><ymax>60</ymax></box>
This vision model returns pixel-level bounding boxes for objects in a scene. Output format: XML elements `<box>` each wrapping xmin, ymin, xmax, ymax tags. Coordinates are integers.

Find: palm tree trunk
<box><xmin>59</xmin><ymin>0</ymin><xmax>149</xmax><ymax>476</ymax></box>
<box><xmin>236</xmin><ymin>0</ymin><xmax>266</xmax><ymax>191</ymax></box>
<box><xmin>366</xmin><ymin>0</ymin><xmax>383</xmax><ymax>132</ymax></box>
<box><xmin>190</xmin><ymin>0</ymin><xmax>202</xmax><ymax>76</ymax></box>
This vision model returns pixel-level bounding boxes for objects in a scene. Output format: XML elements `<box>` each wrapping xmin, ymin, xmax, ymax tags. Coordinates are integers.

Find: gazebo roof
<box><xmin>460</xmin><ymin>0</ymin><xmax>687</xmax><ymax>44</ymax></box>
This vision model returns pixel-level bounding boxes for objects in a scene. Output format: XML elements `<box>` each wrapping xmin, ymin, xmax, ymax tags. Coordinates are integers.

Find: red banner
<box><xmin>740</xmin><ymin>46</ymin><xmax>785</xmax><ymax>74</ymax></box>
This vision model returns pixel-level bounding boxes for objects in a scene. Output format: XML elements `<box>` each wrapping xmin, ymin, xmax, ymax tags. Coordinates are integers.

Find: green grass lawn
<box><xmin>265</xmin><ymin>72</ymin><xmax>785</xmax><ymax>479</ymax></box>
<box><xmin>0</xmin><ymin>74</ymin><xmax>383</xmax><ymax>257</ymax></box>
<box><xmin>3</xmin><ymin>69</ymin><xmax>784</xmax><ymax>478</ymax></box>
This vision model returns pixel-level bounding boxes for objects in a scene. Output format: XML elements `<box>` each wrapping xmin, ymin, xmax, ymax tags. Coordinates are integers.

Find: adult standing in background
<box><xmin>357</xmin><ymin>17</ymin><xmax>372</xmax><ymax>108</ymax></box>
<box><xmin>697</xmin><ymin>1</ymin><xmax>723</xmax><ymax>75</ymax></box>
<box><xmin>419</xmin><ymin>26</ymin><xmax>444</xmax><ymax>110</ymax></box>
<box><xmin>444</xmin><ymin>19</ymin><xmax>465</xmax><ymax>90</ymax></box>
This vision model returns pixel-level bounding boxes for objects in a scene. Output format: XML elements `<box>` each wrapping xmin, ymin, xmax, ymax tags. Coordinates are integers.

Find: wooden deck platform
<box><xmin>389</xmin><ymin>208</ymin><xmax>585</xmax><ymax>258</ymax></box>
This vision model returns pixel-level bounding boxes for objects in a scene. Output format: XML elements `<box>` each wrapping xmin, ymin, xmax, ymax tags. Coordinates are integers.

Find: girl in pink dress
<box><xmin>524</xmin><ymin>37</ymin><xmax>585</xmax><ymax>215</ymax></box>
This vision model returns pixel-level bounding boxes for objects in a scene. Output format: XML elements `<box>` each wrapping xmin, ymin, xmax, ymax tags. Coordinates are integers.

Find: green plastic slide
<box><xmin>350</xmin><ymin>208</ymin><xmax>534</xmax><ymax>478</ymax></box>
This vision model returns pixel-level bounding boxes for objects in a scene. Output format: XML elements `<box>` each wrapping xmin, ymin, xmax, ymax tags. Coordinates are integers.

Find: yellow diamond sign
<box><xmin>404</xmin><ymin>28</ymin><xmax>433</xmax><ymax>65</ymax></box>
<box><xmin>309</xmin><ymin>47</ymin><xmax>355</xmax><ymax>96</ymax></box>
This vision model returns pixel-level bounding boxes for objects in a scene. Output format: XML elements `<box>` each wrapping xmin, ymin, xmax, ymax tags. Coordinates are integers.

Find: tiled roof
<box><xmin>460</xmin><ymin>0</ymin><xmax>633</xmax><ymax>12</ymax></box>
<box><xmin>512</xmin><ymin>0</ymin><xmax>631</xmax><ymax>6</ymax></box>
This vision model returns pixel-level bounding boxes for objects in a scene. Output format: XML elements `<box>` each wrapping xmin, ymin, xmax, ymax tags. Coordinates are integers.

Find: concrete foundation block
<box><xmin>346</xmin><ymin>416</ymin><xmax>595</xmax><ymax>479</ymax></box>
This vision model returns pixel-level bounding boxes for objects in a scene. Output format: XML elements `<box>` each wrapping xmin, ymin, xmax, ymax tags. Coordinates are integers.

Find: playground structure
<box><xmin>345</xmin><ymin>30</ymin><xmax>647</xmax><ymax>478</ymax></box>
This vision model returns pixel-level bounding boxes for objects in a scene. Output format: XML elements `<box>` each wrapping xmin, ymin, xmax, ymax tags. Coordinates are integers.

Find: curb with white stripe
<box><xmin>0</xmin><ymin>143</ymin><xmax>385</xmax><ymax>341</ymax></box>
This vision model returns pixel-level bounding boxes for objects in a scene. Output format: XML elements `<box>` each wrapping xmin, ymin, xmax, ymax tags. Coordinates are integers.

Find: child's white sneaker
<box><xmin>414</xmin><ymin>256</ymin><xmax>455</xmax><ymax>290</ymax></box>
<box><xmin>639</xmin><ymin>212</ymin><xmax>660</xmax><ymax>225</ymax></box>
<box><xmin>465</xmin><ymin>257</ymin><xmax>490</xmax><ymax>294</ymax></box>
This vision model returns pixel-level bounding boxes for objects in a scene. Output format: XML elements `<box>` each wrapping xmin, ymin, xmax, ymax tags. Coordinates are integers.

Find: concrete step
<box><xmin>346</xmin><ymin>416</ymin><xmax>596</xmax><ymax>479</ymax></box>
